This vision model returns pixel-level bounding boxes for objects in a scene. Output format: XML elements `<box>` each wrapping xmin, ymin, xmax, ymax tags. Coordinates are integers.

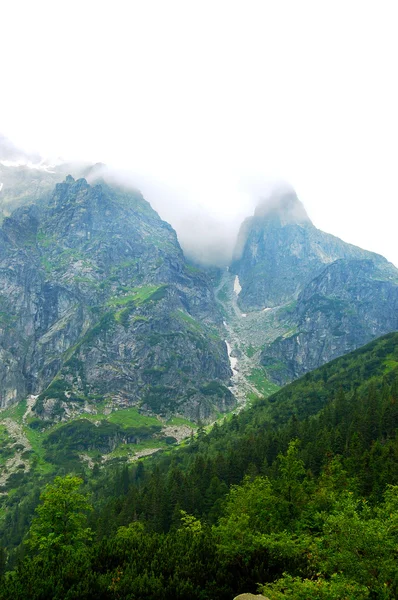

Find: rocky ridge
<box><xmin>227</xmin><ymin>188</ymin><xmax>398</xmax><ymax>385</ymax></box>
<box><xmin>261</xmin><ymin>257</ymin><xmax>398</xmax><ymax>384</ymax></box>
<box><xmin>0</xmin><ymin>176</ymin><xmax>234</xmax><ymax>422</ymax></box>
<box><xmin>231</xmin><ymin>188</ymin><xmax>388</xmax><ymax>310</ymax></box>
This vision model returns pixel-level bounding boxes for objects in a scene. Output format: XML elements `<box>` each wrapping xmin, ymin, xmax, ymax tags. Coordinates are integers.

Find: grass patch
<box><xmin>245</xmin><ymin>345</ymin><xmax>257</xmax><ymax>358</ymax></box>
<box><xmin>384</xmin><ymin>358</ymin><xmax>398</xmax><ymax>373</ymax></box>
<box><xmin>75</xmin><ymin>412</ymin><xmax>108</xmax><ymax>422</ymax></box>
<box><xmin>23</xmin><ymin>427</ymin><xmax>54</xmax><ymax>474</ymax></box>
<box><xmin>105</xmin><ymin>439</ymin><xmax>166</xmax><ymax>459</ymax></box>
<box><xmin>166</xmin><ymin>416</ymin><xmax>197</xmax><ymax>428</ymax></box>
<box><xmin>107</xmin><ymin>407</ymin><xmax>160</xmax><ymax>428</ymax></box>
<box><xmin>107</xmin><ymin>285</ymin><xmax>167</xmax><ymax>307</ymax></box>
<box><xmin>248</xmin><ymin>368</ymin><xmax>280</xmax><ymax>397</ymax></box>
<box><xmin>174</xmin><ymin>310</ymin><xmax>202</xmax><ymax>332</ymax></box>
<box><xmin>0</xmin><ymin>399</ymin><xmax>27</xmax><ymax>423</ymax></box>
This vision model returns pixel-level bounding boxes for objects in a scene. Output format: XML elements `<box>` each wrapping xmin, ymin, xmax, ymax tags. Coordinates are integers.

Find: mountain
<box><xmin>0</xmin><ymin>135</ymin><xmax>97</xmax><ymax>222</ymax></box>
<box><xmin>231</xmin><ymin>186</ymin><xmax>388</xmax><ymax>310</ymax></box>
<box><xmin>261</xmin><ymin>257</ymin><xmax>398</xmax><ymax>384</ymax></box>
<box><xmin>0</xmin><ymin>176</ymin><xmax>233</xmax><ymax>422</ymax></box>
<box><xmin>229</xmin><ymin>187</ymin><xmax>398</xmax><ymax>384</ymax></box>
<box><xmin>4</xmin><ymin>171</ymin><xmax>395</xmax><ymax>397</ymax></box>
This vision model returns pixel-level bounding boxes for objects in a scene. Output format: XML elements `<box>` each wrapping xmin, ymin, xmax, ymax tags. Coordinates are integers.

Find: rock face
<box><xmin>232</xmin><ymin>188</ymin><xmax>398</xmax><ymax>385</ymax></box>
<box><xmin>0</xmin><ymin>177</ymin><xmax>233</xmax><ymax>421</ymax></box>
<box><xmin>231</xmin><ymin>188</ymin><xmax>386</xmax><ymax>310</ymax></box>
<box><xmin>2</xmin><ymin>172</ymin><xmax>397</xmax><ymax>403</ymax></box>
<box><xmin>261</xmin><ymin>259</ymin><xmax>398</xmax><ymax>384</ymax></box>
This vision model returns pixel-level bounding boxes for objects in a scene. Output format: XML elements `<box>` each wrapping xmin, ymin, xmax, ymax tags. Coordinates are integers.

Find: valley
<box><xmin>1</xmin><ymin>167</ymin><xmax>398</xmax><ymax>598</ymax></box>
<box><xmin>0</xmin><ymin>264</ymin><xmax>281</xmax><ymax>493</ymax></box>
<box><xmin>1</xmin><ymin>174</ymin><xmax>398</xmax><ymax>498</ymax></box>
<box><xmin>216</xmin><ymin>267</ymin><xmax>282</xmax><ymax>406</ymax></box>
<box><xmin>1</xmin><ymin>5</ymin><xmax>397</xmax><ymax>593</ymax></box>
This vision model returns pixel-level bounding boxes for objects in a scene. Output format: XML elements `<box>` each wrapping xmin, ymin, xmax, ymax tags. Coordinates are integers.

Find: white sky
<box><xmin>1</xmin><ymin>1</ymin><xmax>397</xmax><ymax>265</ymax></box>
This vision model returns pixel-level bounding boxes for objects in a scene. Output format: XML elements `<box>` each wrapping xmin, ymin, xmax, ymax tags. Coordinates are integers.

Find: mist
<box><xmin>1</xmin><ymin>134</ymin><xmax>261</xmax><ymax>266</ymax></box>
<box><xmin>0</xmin><ymin>134</ymin><xmax>41</xmax><ymax>164</ymax></box>
<box><xmin>2</xmin><ymin>128</ymin><xmax>398</xmax><ymax>271</ymax></box>
<box><xmin>84</xmin><ymin>163</ymin><xmax>257</xmax><ymax>267</ymax></box>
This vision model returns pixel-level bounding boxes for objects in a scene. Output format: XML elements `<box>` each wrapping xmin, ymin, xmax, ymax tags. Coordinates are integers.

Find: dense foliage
<box><xmin>1</xmin><ymin>332</ymin><xmax>398</xmax><ymax>598</ymax></box>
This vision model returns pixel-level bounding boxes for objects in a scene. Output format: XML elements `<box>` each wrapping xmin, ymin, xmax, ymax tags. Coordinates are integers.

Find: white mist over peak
<box><xmin>1</xmin><ymin>129</ymin><xmax>397</xmax><ymax>270</ymax></box>
<box><xmin>84</xmin><ymin>164</ymin><xmax>252</xmax><ymax>267</ymax></box>
<box><xmin>254</xmin><ymin>184</ymin><xmax>312</xmax><ymax>225</ymax></box>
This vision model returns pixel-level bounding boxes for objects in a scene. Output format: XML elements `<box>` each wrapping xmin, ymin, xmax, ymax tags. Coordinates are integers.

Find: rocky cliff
<box><xmin>0</xmin><ymin>176</ymin><xmax>233</xmax><ymax>421</ymax></box>
<box><xmin>231</xmin><ymin>187</ymin><xmax>387</xmax><ymax>310</ymax></box>
<box><xmin>230</xmin><ymin>187</ymin><xmax>398</xmax><ymax>385</ymax></box>
<box><xmin>260</xmin><ymin>258</ymin><xmax>398</xmax><ymax>384</ymax></box>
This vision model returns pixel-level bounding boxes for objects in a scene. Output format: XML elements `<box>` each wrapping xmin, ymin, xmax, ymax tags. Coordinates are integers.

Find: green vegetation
<box><xmin>41</xmin><ymin>418</ymin><xmax>162</xmax><ymax>466</ymax></box>
<box><xmin>166</xmin><ymin>416</ymin><xmax>197</xmax><ymax>428</ymax></box>
<box><xmin>0</xmin><ymin>399</ymin><xmax>27</xmax><ymax>423</ymax></box>
<box><xmin>107</xmin><ymin>284</ymin><xmax>167</xmax><ymax>307</ymax></box>
<box><xmin>0</xmin><ymin>311</ymin><xmax>17</xmax><ymax>328</ymax></box>
<box><xmin>36</xmin><ymin>231</ymin><xmax>56</xmax><ymax>248</ymax></box>
<box><xmin>107</xmin><ymin>407</ymin><xmax>160</xmax><ymax>428</ymax></box>
<box><xmin>199</xmin><ymin>381</ymin><xmax>231</xmax><ymax>397</ymax></box>
<box><xmin>264</xmin><ymin>330</ymin><xmax>398</xmax><ymax>425</ymax></box>
<box><xmin>248</xmin><ymin>367</ymin><xmax>280</xmax><ymax>396</ymax></box>
<box><xmin>0</xmin><ymin>426</ymin><xmax>14</xmax><ymax>467</ymax></box>
<box><xmin>38</xmin><ymin>243</ymin><xmax>96</xmax><ymax>277</ymax></box>
<box><xmin>245</xmin><ymin>344</ymin><xmax>257</xmax><ymax>358</ymax></box>
<box><xmin>26</xmin><ymin>475</ymin><xmax>92</xmax><ymax>556</ymax></box>
<box><xmin>216</xmin><ymin>283</ymin><xmax>229</xmax><ymax>302</ymax></box>
<box><xmin>23</xmin><ymin>426</ymin><xmax>53</xmax><ymax>474</ymax></box>
<box><xmin>184</xmin><ymin>263</ymin><xmax>202</xmax><ymax>276</ymax></box>
<box><xmin>2</xmin><ymin>332</ymin><xmax>398</xmax><ymax>598</ymax></box>
<box><xmin>174</xmin><ymin>309</ymin><xmax>202</xmax><ymax>331</ymax></box>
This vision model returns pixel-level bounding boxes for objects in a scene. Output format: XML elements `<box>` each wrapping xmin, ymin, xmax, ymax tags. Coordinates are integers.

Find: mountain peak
<box><xmin>254</xmin><ymin>186</ymin><xmax>312</xmax><ymax>226</ymax></box>
<box><xmin>231</xmin><ymin>184</ymin><xmax>389</xmax><ymax>310</ymax></box>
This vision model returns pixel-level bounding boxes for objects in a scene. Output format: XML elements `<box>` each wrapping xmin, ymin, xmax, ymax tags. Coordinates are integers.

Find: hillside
<box><xmin>223</xmin><ymin>188</ymin><xmax>398</xmax><ymax>386</ymax></box>
<box><xmin>0</xmin><ymin>176</ymin><xmax>233</xmax><ymax>420</ymax></box>
<box><xmin>0</xmin><ymin>175</ymin><xmax>242</xmax><ymax>505</ymax></box>
<box><xmin>1</xmin><ymin>332</ymin><xmax>398</xmax><ymax>598</ymax></box>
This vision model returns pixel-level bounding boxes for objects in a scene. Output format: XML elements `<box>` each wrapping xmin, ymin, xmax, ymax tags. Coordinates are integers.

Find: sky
<box><xmin>1</xmin><ymin>1</ymin><xmax>397</xmax><ymax>266</ymax></box>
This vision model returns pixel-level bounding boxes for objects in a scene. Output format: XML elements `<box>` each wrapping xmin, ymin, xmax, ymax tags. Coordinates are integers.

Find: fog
<box><xmin>0</xmin><ymin>134</ymin><xmax>41</xmax><ymax>164</ymax></box>
<box><xmin>83</xmin><ymin>163</ymin><xmax>257</xmax><ymax>266</ymax></box>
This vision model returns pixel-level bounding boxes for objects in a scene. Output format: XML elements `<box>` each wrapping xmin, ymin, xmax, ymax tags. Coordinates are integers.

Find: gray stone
<box><xmin>0</xmin><ymin>176</ymin><xmax>234</xmax><ymax>421</ymax></box>
<box><xmin>231</xmin><ymin>188</ymin><xmax>398</xmax><ymax>385</ymax></box>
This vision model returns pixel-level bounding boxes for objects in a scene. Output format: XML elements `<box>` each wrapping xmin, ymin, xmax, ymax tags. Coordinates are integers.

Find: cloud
<box><xmin>83</xmin><ymin>164</ymin><xmax>252</xmax><ymax>266</ymax></box>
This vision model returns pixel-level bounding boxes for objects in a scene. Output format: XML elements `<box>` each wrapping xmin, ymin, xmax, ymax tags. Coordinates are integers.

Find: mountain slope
<box><xmin>227</xmin><ymin>187</ymin><xmax>398</xmax><ymax>385</ymax></box>
<box><xmin>261</xmin><ymin>258</ymin><xmax>398</xmax><ymax>384</ymax></box>
<box><xmin>231</xmin><ymin>187</ymin><xmax>390</xmax><ymax>310</ymax></box>
<box><xmin>0</xmin><ymin>176</ymin><xmax>233</xmax><ymax>422</ymax></box>
<box><xmin>3</xmin><ymin>332</ymin><xmax>398</xmax><ymax>598</ymax></box>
